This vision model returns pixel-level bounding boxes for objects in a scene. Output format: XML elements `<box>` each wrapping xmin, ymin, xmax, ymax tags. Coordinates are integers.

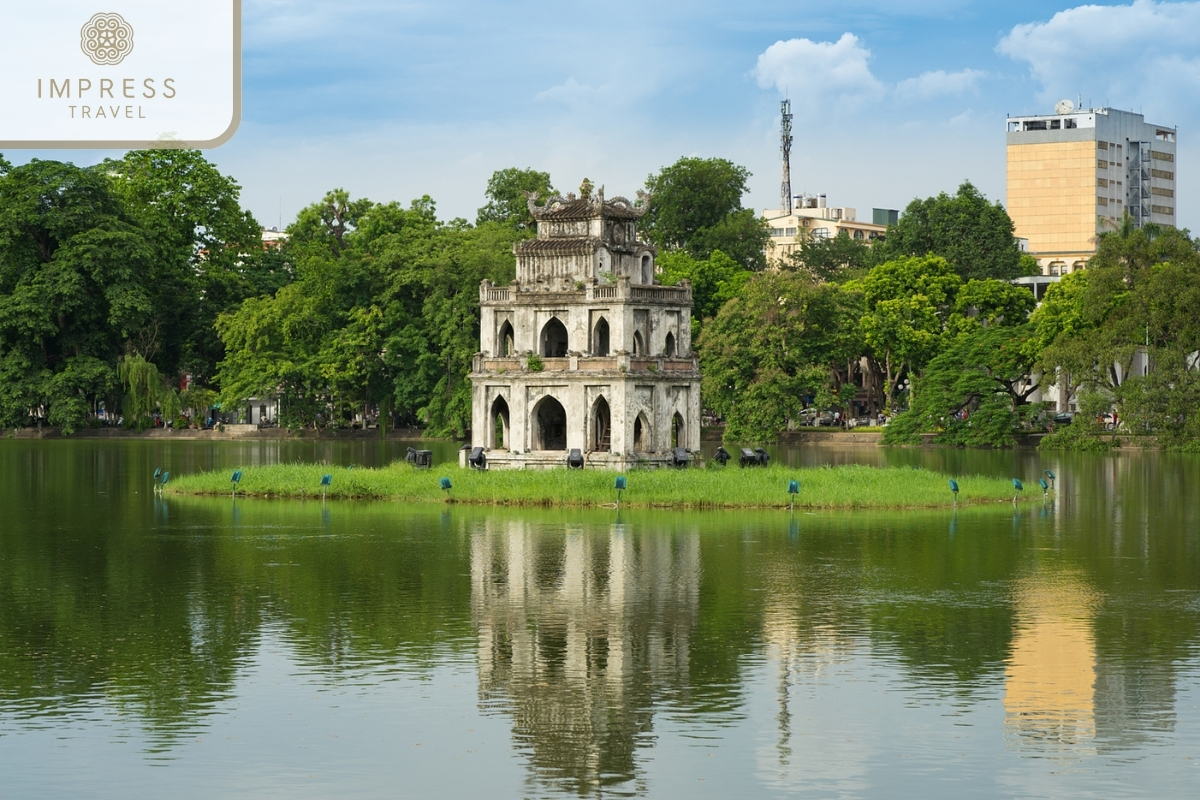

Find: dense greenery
<box><xmin>215</xmin><ymin>191</ymin><xmax>522</xmax><ymax>435</ymax></box>
<box><xmin>6</xmin><ymin>148</ymin><xmax>1199</xmax><ymax>449</ymax></box>
<box><xmin>641</xmin><ymin>157</ymin><xmax>771</xmax><ymax>271</ymax></box>
<box><xmin>0</xmin><ymin>152</ymin><xmax>274</xmax><ymax>432</ymax></box>
<box><xmin>1034</xmin><ymin>224</ymin><xmax>1200</xmax><ymax>451</ymax></box>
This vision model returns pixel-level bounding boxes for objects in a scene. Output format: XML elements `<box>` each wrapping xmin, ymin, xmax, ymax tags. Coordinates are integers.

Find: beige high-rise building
<box><xmin>1007</xmin><ymin>103</ymin><xmax>1177</xmax><ymax>276</ymax></box>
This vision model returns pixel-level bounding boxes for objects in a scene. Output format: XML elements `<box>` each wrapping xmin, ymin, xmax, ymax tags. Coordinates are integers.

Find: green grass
<box><xmin>165</xmin><ymin>462</ymin><xmax>1038</xmax><ymax>510</ymax></box>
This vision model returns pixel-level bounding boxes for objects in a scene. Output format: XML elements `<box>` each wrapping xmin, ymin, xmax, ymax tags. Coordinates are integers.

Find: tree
<box><xmin>475</xmin><ymin>168</ymin><xmax>555</xmax><ymax>230</ymax></box>
<box><xmin>641</xmin><ymin>157</ymin><xmax>770</xmax><ymax>271</ymax></box>
<box><xmin>100</xmin><ymin>149</ymin><xmax>269</xmax><ymax>384</ymax></box>
<box><xmin>657</xmin><ymin>249</ymin><xmax>749</xmax><ymax>335</ymax></box>
<box><xmin>0</xmin><ymin>159</ymin><xmax>157</xmax><ymax>432</ymax></box>
<box><xmin>846</xmin><ymin>255</ymin><xmax>962</xmax><ymax>410</ymax></box>
<box><xmin>787</xmin><ymin>230</ymin><xmax>878</xmax><ymax>281</ymax></box>
<box><xmin>880</xmin><ymin>182</ymin><xmax>1025</xmax><ymax>281</ymax></box>
<box><xmin>697</xmin><ymin>273</ymin><xmax>861</xmax><ymax>441</ymax></box>
<box><xmin>883</xmin><ymin>324</ymin><xmax>1042</xmax><ymax>447</ymax></box>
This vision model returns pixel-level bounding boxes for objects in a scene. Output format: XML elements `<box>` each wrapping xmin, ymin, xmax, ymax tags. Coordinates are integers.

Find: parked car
<box><xmin>798</xmin><ymin>408</ymin><xmax>835</xmax><ymax>427</ymax></box>
<box><xmin>1051</xmin><ymin>412</ymin><xmax>1074</xmax><ymax>426</ymax></box>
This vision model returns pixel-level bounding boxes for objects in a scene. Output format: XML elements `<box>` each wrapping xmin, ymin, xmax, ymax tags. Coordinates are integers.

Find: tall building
<box><xmin>1006</xmin><ymin>103</ymin><xmax>1177</xmax><ymax>275</ymax></box>
<box><xmin>470</xmin><ymin>181</ymin><xmax>701</xmax><ymax>469</ymax></box>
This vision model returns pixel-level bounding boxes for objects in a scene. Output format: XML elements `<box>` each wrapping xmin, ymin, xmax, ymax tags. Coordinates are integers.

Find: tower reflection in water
<box><xmin>470</xmin><ymin>518</ymin><xmax>700</xmax><ymax>795</ymax></box>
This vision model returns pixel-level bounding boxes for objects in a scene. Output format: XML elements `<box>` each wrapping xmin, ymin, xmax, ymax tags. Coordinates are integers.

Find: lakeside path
<box><xmin>165</xmin><ymin>463</ymin><xmax>1041</xmax><ymax>510</ymax></box>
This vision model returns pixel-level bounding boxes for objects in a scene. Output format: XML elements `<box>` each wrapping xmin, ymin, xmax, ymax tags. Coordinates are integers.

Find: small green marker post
<box><xmin>949</xmin><ymin>479</ymin><xmax>959</xmax><ymax>507</ymax></box>
<box><xmin>1044</xmin><ymin>470</ymin><xmax>1056</xmax><ymax>491</ymax></box>
<box><xmin>787</xmin><ymin>479</ymin><xmax>800</xmax><ymax>511</ymax></box>
<box><xmin>1039</xmin><ymin>478</ymin><xmax>1049</xmax><ymax>498</ymax></box>
<box><xmin>159</xmin><ymin>472</ymin><xmax>169</xmax><ymax>493</ymax></box>
<box><xmin>440</xmin><ymin>477</ymin><xmax>452</xmax><ymax>500</ymax></box>
<box><xmin>320</xmin><ymin>473</ymin><xmax>332</xmax><ymax>500</ymax></box>
<box><xmin>614</xmin><ymin>476</ymin><xmax>626</xmax><ymax>508</ymax></box>
<box><xmin>1012</xmin><ymin>478</ymin><xmax>1024</xmax><ymax>505</ymax></box>
<box><xmin>231</xmin><ymin>469</ymin><xmax>242</xmax><ymax>498</ymax></box>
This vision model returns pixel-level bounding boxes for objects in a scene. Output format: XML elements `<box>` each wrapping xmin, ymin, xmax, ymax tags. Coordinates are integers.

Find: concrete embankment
<box><xmin>7</xmin><ymin>426</ymin><xmax>432</xmax><ymax>441</ymax></box>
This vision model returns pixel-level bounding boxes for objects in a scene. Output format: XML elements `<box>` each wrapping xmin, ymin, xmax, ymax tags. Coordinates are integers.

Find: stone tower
<box><xmin>469</xmin><ymin>182</ymin><xmax>701</xmax><ymax>469</ymax></box>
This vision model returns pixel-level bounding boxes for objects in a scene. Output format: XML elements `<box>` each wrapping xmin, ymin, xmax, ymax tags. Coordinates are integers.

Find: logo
<box><xmin>80</xmin><ymin>12</ymin><xmax>133</xmax><ymax>66</ymax></box>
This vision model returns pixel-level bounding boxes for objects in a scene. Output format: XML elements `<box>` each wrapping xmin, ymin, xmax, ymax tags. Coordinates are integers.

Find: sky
<box><xmin>10</xmin><ymin>0</ymin><xmax>1200</xmax><ymax>231</ymax></box>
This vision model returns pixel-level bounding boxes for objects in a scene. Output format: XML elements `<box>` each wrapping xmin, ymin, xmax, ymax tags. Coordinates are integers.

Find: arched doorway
<box><xmin>497</xmin><ymin>320</ymin><xmax>514</xmax><ymax>356</ymax></box>
<box><xmin>592</xmin><ymin>318</ymin><xmax>610</xmax><ymax>356</ymax></box>
<box><xmin>671</xmin><ymin>412</ymin><xmax>685</xmax><ymax>449</ymax></box>
<box><xmin>633</xmin><ymin>412</ymin><xmax>650</xmax><ymax>452</ymax></box>
<box><xmin>490</xmin><ymin>396</ymin><xmax>510</xmax><ymax>449</ymax></box>
<box><xmin>592</xmin><ymin>397</ymin><xmax>611</xmax><ymax>452</ymax></box>
<box><xmin>633</xmin><ymin>330</ymin><xmax>644</xmax><ymax>356</ymax></box>
<box><xmin>533</xmin><ymin>396</ymin><xmax>567</xmax><ymax>450</ymax></box>
<box><xmin>541</xmin><ymin>317</ymin><xmax>569</xmax><ymax>357</ymax></box>
<box><xmin>664</xmin><ymin>332</ymin><xmax>675</xmax><ymax>357</ymax></box>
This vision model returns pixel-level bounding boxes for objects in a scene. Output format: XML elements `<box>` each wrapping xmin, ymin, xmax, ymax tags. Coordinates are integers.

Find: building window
<box><xmin>1156</xmin><ymin>130</ymin><xmax>1176</xmax><ymax>142</ymax></box>
<box><xmin>1065</xmin><ymin>119</ymin><xmax>1077</xmax><ymax>129</ymax></box>
<box><xmin>1152</xmin><ymin>205</ymin><xmax>1174</xmax><ymax>216</ymax></box>
<box><xmin>1152</xmin><ymin>187</ymin><xmax>1175</xmax><ymax>198</ymax></box>
<box><xmin>1097</xmin><ymin>196</ymin><xmax>1109</xmax><ymax>206</ymax></box>
<box><xmin>1023</xmin><ymin>120</ymin><xmax>1047</xmax><ymax>131</ymax></box>
<box><xmin>1097</xmin><ymin>160</ymin><xmax>1108</xmax><ymax>170</ymax></box>
<box><xmin>1050</xmin><ymin>119</ymin><xmax>1061</xmax><ymax>129</ymax></box>
<box><xmin>1151</xmin><ymin>169</ymin><xmax>1174</xmax><ymax>180</ymax></box>
<box><xmin>771</xmin><ymin>228</ymin><xmax>786</xmax><ymax>237</ymax></box>
<box><xmin>785</xmin><ymin>227</ymin><xmax>797</xmax><ymax>236</ymax></box>
<box><xmin>1098</xmin><ymin>178</ymin><xmax>1108</xmax><ymax>188</ymax></box>
<box><xmin>812</xmin><ymin>227</ymin><xmax>831</xmax><ymax>239</ymax></box>
<box><xmin>1098</xmin><ymin>141</ymin><xmax>1108</xmax><ymax>150</ymax></box>
<box><xmin>1151</xmin><ymin>151</ymin><xmax>1174</xmax><ymax>162</ymax></box>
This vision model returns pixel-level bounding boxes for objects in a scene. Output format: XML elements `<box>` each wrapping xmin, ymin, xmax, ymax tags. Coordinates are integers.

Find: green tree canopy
<box><xmin>642</xmin><ymin>157</ymin><xmax>770</xmax><ymax>271</ymax></box>
<box><xmin>881</xmin><ymin>182</ymin><xmax>1025</xmax><ymax>281</ymax></box>
<box><xmin>698</xmin><ymin>272</ymin><xmax>862</xmax><ymax>441</ymax></box>
<box><xmin>475</xmin><ymin>167</ymin><xmax>555</xmax><ymax>230</ymax></box>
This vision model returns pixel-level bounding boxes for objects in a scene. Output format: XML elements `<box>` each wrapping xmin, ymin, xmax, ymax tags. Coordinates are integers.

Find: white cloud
<box><xmin>998</xmin><ymin>1</ymin><xmax>1200</xmax><ymax>117</ymax></box>
<box><xmin>896</xmin><ymin>69</ymin><xmax>986</xmax><ymax>99</ymax></box>
<box><xmin>753</xmin><ymin>33</ymin><xmax>885</xmax><ymax>110</ymax></box>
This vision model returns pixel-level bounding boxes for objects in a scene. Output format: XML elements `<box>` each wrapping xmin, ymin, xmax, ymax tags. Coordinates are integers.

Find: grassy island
<box><xmin>165</xmin><ymin>462</ymin><xmax>1038</xmax><ymax>510</ymax></box>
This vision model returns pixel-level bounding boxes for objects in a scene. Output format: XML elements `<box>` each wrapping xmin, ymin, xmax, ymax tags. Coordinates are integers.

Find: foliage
<box><xmin>884</xmin><ymin>325</ymin><xmax>1040</xmax><ymax>447</ymax></box>
<box><xmin>641</xmin><ymin>157</ymin><xmax>770</xmax><ymax>271</ymax></box>
<box><xmin>879</xmin><ymin>182</ymin><xmax>1024</xmax><ymax>281</ymax></box>
<box><xmin>476</xmin><ymin>167</ymin><xmax>555</xmax><ymax>230</ymax></box>
<box><xmin>786</xmin><ymin>230</ymin><xmax>879</xmax><ymax>281</ymax></box>
<box><xmin>848</xmin><ymin>255</ymin><xmax>961</xmax><ymax>410</ymax></box>
<box><xmin>657</xmin><ymin>249</ymin><xmax>750</xmax><ymax>335</ymax></box>
<box><xmin>215</xmin><ymin>192</ymin><xmax>522</xmax><ymax>436</ymax></box>
<box><xmin>697</xmin><ymin>272</ymin><xmax>861</xmax><ymax>442</ymax></box>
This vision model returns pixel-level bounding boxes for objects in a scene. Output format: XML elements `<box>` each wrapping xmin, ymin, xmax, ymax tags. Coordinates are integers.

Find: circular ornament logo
<box><xmin>80</xmin><ymin>13</ymin><xmax>134</xmax><ymax>66</ymax></box>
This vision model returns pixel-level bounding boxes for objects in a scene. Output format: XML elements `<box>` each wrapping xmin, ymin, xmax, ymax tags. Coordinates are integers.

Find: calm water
<box><xmin>1</xmin><ymin>440</ymin><xmax>1198</xmax><ymax>798</ymax></box>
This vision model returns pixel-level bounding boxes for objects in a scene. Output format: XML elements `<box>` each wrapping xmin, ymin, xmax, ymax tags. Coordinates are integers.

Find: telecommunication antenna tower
<box><xmin>779</xmin><ymin>99</ymin><xmax>794</xmax><ymax>215</ymax></box>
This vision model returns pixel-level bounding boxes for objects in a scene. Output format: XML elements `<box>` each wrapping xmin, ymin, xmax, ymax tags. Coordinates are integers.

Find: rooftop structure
<box><xmin>762</xmin><ymin>195</ymin><xmax>893</xmax><ymax>265</ymax></box>
<box><xmin>1006</xmin><ymin>103</ymin><xmax>1177</xmax><ymax>275</ymax></box>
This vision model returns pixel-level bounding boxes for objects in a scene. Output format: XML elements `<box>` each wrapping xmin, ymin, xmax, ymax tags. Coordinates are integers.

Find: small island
<box><xmin>164</xmin><ymin>462</ymin><xmax>1039</xmax><ymax>510</ymax></box>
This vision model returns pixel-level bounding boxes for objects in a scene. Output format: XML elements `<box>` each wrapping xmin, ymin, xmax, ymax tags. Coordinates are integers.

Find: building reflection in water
<box><xmin>470</xmin><ymin>518</ymin><xmax>700</xmax><ymax>795</ymax></box>
<box><xmin>1004</xmin><ymin>571</ymin><xmax>1101</xmax><ymax>752</ymax></box>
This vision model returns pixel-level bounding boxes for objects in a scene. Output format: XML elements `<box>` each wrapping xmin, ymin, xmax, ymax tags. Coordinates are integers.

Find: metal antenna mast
<box><xmin>779</xmin><ymin>99</ymin><xmax>794</xmax><ymax>215</ymax></box>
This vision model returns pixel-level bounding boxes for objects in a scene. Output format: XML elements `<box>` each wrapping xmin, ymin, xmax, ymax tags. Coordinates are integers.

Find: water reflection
<box><xmin>1004</xmin><ymin>571</ymin><xmax>1102</xmax><ymax>752</ymax></box>
<box><xmin>470</xmin><ymin>517</ymin><xmax>700</xmax><ymax>794</ymax></box>
<box><xmin>0</xmin><ymin>440</ymin><xmax>1199</xmax><ymax>797</ymax></box>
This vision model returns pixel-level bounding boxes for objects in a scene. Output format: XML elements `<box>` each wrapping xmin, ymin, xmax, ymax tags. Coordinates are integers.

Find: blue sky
<box><xmin>12</xmin><ymin>0</ymin><xmax>1200</xmax><ymax>230</ymax></box>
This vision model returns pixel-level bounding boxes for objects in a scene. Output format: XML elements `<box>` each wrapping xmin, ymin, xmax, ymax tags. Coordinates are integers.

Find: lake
<box><xmin>1</xmin><ymin>439</ymin><xmax>1197</xmax><ymax>798</ymax></box>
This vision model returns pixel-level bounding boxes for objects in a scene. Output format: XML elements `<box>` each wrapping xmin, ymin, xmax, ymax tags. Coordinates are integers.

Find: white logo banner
<box><xmin>0</xmin><ymin>1</ymin><xmax>241</xmax><ymax>148</ymax></box>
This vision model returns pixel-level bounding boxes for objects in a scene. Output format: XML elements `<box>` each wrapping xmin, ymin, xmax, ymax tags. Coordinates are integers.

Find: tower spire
<box><xmin>779</xmin><ymin>99</ymin><xmax>794</xmax><ymax>215</ymax></box>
